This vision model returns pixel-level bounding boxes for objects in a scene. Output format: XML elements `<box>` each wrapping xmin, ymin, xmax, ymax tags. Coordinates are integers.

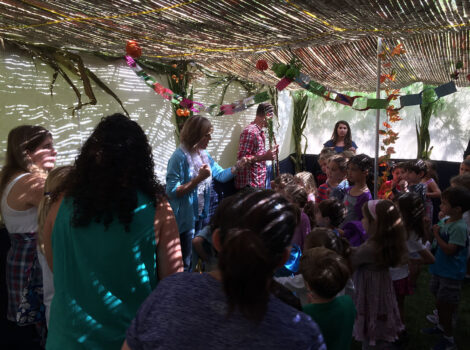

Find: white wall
<box><xmin>0</xmin><ymin>48</ymin><xmax>266</xmax><ymax>180</ymax></box>
<box><xmin>1</xmin><ymin>47</ymin><xmax>468</xmax><ymax>183</ymax></box>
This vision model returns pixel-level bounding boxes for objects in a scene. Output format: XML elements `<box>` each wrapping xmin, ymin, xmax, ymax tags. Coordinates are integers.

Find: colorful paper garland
<box><xmin>286</xmin><ymin>71</ymin><xmax>457</xmax><ymax>110</ymax></box>
<box><xmin>125</xmin><ymin>55</ymin><xmax>270</xmax><ymax>116</ymax></box>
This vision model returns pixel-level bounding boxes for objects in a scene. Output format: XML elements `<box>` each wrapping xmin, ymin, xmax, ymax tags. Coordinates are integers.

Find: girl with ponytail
<box><xmin>123</xmin><ymin>190</ymin><xmax>326</xmax><ymax>350</ymax></box>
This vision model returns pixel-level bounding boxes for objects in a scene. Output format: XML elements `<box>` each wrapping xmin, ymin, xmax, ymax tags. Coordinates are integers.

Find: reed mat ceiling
<box><xmin>1</xmin><ymin>0</ymin><xmax>469</xmax><ymax>91</ymax></box>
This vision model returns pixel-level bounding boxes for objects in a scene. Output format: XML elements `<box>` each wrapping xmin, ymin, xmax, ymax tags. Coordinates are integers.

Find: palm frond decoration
<box><xmin>7</xmin><ymin>39</ymin><xmax>129</xmax><ymax>117</ymax></box>
<box><xmin>290</xmin><ymin>91</ymin><xmax>309</xmax><ymax>173</ymax></box>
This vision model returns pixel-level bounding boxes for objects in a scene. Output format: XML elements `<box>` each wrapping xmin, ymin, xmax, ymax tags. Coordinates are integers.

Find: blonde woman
<box><xmin>166</xmin><ymin>115</ymin><xmax>246</xmax><ymax>271</ymax></box>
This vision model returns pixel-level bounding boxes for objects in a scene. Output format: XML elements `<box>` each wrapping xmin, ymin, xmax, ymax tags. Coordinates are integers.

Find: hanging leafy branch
<box><xmin>7</xmin><ymin>39</ymin><xmax>129</xmax><ymax>117</ymax></box>
<box><xmin>416</xmin><ymin>86</ymin><xmax>444</xmax><ymax>159</ymax></box>
<box><xmin>290</xmin><ymin>91</ymin><xmax>309</xmax><ymax>173</ymax></box>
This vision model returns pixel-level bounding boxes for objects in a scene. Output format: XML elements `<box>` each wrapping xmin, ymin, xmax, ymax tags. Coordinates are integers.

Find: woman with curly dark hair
<box><xmin>323</xmin><ymin>120</ymin><xmax>358</xmax><ymax>154</ymax></box>
<box><xmin>43</xmin><ymin>114</ymin><xmax>183</xmax><ymax>350</ymax></box>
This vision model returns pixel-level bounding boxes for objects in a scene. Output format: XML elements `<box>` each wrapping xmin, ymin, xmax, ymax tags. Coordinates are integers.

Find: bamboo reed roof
<box><xmin>1</xmin><ymin>0</ymin><xmax>470</xmax><ymax>91</ymax></box>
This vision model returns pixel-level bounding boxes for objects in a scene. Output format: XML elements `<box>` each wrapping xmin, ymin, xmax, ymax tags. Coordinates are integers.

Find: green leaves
<box><xmin>291</xmin><ymin>91</ymin><xmax>309</xmax><ymax>173</ymax></box>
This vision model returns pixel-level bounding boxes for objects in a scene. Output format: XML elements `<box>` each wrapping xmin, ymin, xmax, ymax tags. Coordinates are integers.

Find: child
<box><xmin>377</xmin><ymin>161</ymin><xmax>405</xmax><ymax>200</ymax></box>
<box><xmin>352</xmin><ymin>200</ymin><xmax>407</xmax><ymax>347</ymax></box>
<box><xmin>295</xmin><ymin>171</ymin><xmax>317</xmax><ymax>228</ymax></box>
<box><xmin>316</xmin><ymin>199</ymin><xmax>346</xmax><ymax>236</ymax></box>
<box><xmin>270</xmin><ymin>172</ymin><xmax>295</xmax><ymax>192</ymax></box>
<box><xmin>423</xmin><ymin>187</ymin><xmax>470</xmax><ymax>350</ymax></box>
<box><xmin>459</xmin><ymin>159</ymin><xmax>470</xmax><ymax>175</ymax></box>
<box><xmin>295</xmin><ymin>171</ymin><xmax>317</xmax><ymax>203</ymax></box>
<box><xmin>340</xmin><ymin>149</ymin><xmax>355</xmax><ymax>160</ymax></box>
<box><xmin>342</xmin><ymin>154</ymin><xmax>373</xmax><ymax>246</ymax></box>
<box><xmin>450</xmin><ymin>174</ymin><xmax>470</xmax><ymax>280</ymax></box>
<box><xmin>316</xmin><ymin>155</ymin><xmax>348</xmax><ymax>202</ymax></box>
<box><xmin>275</xmin><ymin>227</ymin><xmax>352</xmax><ymax>305</ymax></box>
<box><xmin>392</xmin><ymin>193</ymin><xmax>435</xmax><ymax>330</ymax></box>
<box><xmin>316</xmin><ymin>148</ymin><xmax>335</xmax><ymax>186</ymax></box>
<box><xmin>422</xmin><ymin>160</ymin><xmax>441</xmax><ymax>224</ymax></box>
<box><xmin>402</xmin><ymin>159</ymin><xmax>427</xmax><ymax>203</ymax></box>
<box><xmin>37</xmin><ymin>166</ymin><xmax>71</xmax><ymax>327</ymax></box>
<box><xmin>300</xmin><ymin>247</ymin><xmax>356</xmax><ymax>350</ymax></box>
<box><xmin>282</xmin><ymin>184</ymin><xmax>311</xmax><ymax>252</ymax></box>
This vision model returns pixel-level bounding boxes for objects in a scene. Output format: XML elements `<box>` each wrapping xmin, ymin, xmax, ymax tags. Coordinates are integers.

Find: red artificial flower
<box><xmin>126</xmin><ymin>40</ymin><xmax>142</xmax><ymax>59</ymax></box>
<box><xmin>256</xmin><ymin>59</ymin><xmax>268</xmax><ymax>71</ymax></box>
<box><xmin>467</xmin><ymin>73</ymin><xmax>470</xmax><ymax>81</ymax></box>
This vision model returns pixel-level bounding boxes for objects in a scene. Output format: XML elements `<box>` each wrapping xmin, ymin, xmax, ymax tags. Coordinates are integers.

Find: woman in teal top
<box><xmin>166</xmin><ymin>115</ymin><xmax>246</xmax><ymax>271</ymax></box>
<box><xmin>43</xmin><ymin>114</ymin><xmax>183</xmax><ymax>350</ymax></box>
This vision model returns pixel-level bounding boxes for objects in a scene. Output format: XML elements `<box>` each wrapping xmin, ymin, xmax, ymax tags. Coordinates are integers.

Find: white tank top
<box><xmin>1</xmin><ymin>173</ymin><xmax>38</xmax><ymax>233</ymax></box>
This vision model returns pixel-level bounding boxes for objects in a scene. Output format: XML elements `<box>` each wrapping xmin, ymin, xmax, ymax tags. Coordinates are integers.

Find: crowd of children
<box><xmin>2</xmin><ymin>117</ymin><xmax>470</xmax><ymax>350</ymax></box>
<box><xmin>190</xmin><ymin>149</ymin><xmax>470</xmax><ymax>350</ymax></box>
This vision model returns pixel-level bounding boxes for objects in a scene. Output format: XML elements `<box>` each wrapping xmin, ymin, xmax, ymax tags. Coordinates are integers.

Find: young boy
<box><xmin>300</xmin><ymin>247</ymin><xmax>356</xmax><ymax>350</ymax></box>
<box><xmin>402</xmin><ymin>159</ymin><xmax>427</xmax><ymax>203</ymax></box>
<box><xmin>378</xmin><ymin>161</ymin><xmax>406</xmax><ymax>200</ymax></box>
<box><xmin>423</xmin><ymin>187</ymin><xmax>470</xmax><ymax>350</ymax></box>
<box><xmin>316</xmin><ymin>155</ymin><xmax>349</xmax><ymax>202</ymax></box>
<box><xmin>316</xmin><ymin>148</ymin><xmax>335</xmax><ymax>187</ymax></box>
<box><xmin>459</xmin><ymin>159</ymin><xmax>470</xmax><ymax>175</ymax></box>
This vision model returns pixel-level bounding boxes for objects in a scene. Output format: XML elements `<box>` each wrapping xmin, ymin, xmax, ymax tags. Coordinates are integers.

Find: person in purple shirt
<box><xmin>123</xmin><ymin>190</ymin><xmax>326</xmax><ymax>350</ymax></box>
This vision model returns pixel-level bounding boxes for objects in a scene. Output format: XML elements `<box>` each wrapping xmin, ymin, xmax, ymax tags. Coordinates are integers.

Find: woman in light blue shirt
<box><xmin>166</xmin><ymin>115</ymin><xmax>244</xmax><ymax>271</ymax></box>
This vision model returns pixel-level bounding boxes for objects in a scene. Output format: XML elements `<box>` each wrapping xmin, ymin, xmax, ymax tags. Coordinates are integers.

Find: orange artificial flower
<box><xmin>391</xmin><ymin>43</ymin><xmax>406</xmax><ymax>56</ymax></box>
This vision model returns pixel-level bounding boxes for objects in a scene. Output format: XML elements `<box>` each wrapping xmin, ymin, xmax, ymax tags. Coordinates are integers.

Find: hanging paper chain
<box><xmin>125</xmin><ymin>55</ymin><xmax>270</xmax><ymax>116</ymax></box>
<box><xmin>272</xmin><ymin>67</ymin><xmax>457</xmax><ymax>111</ymax></box>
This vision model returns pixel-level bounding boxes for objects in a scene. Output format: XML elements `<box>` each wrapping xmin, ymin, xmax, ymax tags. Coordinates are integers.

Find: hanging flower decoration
<box><xmin>126</xmin><ymin>40</ymin><xmax>142</xmax><ymax>59</ymax></box>
<box><xmin>271</xmin><ymin>58</ymin><xmax>302</xmax><ymax>91</ymax></box>
<box><xmin>256</xmin><ymin>59</ymin><xmax>268</xmax><ymax>71</ymax></box>
<box><xmin>467</xmin><ymin>73</ymin><xmax>470</xmax><ymax>82</ymax></box>
<box><xmin>377</xmin><ymin>43</ymin><xmax>406</xmax><ymax>190</ymax></box>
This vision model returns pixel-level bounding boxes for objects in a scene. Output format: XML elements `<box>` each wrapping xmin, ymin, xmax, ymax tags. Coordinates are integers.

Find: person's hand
<box><xmin>197</xmin><ymin>164</ymin><xmax>211</xmax><ymax>181</ymax></box>
<box><xmin>264</xmin><ymin>145</ymin><xmax>279</xmax><ymax>161</ymax></box>
<box><xmin>245</xmin><ymin>155</ymin><xmax>256</xmax><ymax>165</ymax></box>
<box><xmin>398</xmin><ymin>179</ymin><xmax>407</xmax><ymax>189</ymax></box>
<box><xmin>348</xmin><ymin>147</ymin><xmax>356</xmax><ymax>152</ymax></box>
<box><xmin>236</xmin><ymin>156</ymin><xmax>250</xmax><ymax>169</ymax></box>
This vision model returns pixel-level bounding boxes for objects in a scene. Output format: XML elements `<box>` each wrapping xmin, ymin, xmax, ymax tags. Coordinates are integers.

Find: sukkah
<box><xmin>1</xmin><ymin>0</ymin><xmax>469</xmax><ymax>91</ymax></box>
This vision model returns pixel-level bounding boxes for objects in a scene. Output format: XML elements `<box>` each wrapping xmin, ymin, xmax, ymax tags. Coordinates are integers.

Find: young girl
<box><xmin>393</xmin><ymin>193</ymin><xmax>435</xmax><ymax>325</ymax></box>
<box><xmin>295</xmin><ymin>171</ymin><xmax>317</xmax><ymax>203</ymax></box>
<box><xmin>275</xmin><ymin>227</ymin><xmax>352</xmax><ymax>306</ymax></box>
<box><xmin>342</xmin><ymin>154</ymin><xmax>373</xmax><ymax>246</ymax></box>
<box><xmin>316</xmin><ymin>155</ymin><xmax>348</xmax><ymax>202</ymax></box>
<box><xmin>422</xmin><ymin>160</ymin><xmax>441</xmax><ymax>224</ymax></box>
<box><xmin>282</xmin><ymin>184</ymin><xmax>311</xmax><ymax>252</ymax></box>
<box><xmin>37</xmin><ymin>166</ymin><xmax>71</xmax><ymax>326</ymax></box>
<box><xmin>295</xmin><ymin>171</ymin><xmax>317</xmax><ymax>228</ymax></box>
<box><xmin>316</xmin><ymin>199</ymin><xmax>346</xmax><ymax>236</ymax></box>
<box><xmin>352</xmin><ymin>200</ymin><xmax>407</xmax><ymax>347</ymax></box>
<box><xmin>270</xmin><ymin>172</ymin><xmax>295</xmax><ymax>192</ymax></box>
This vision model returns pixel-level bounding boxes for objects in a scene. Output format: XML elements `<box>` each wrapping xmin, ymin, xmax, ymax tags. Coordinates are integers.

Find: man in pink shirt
<box><xmin>235</xmin><ymin>103</ymin><xmax>279</xmax><ymax>189</ymax></box>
